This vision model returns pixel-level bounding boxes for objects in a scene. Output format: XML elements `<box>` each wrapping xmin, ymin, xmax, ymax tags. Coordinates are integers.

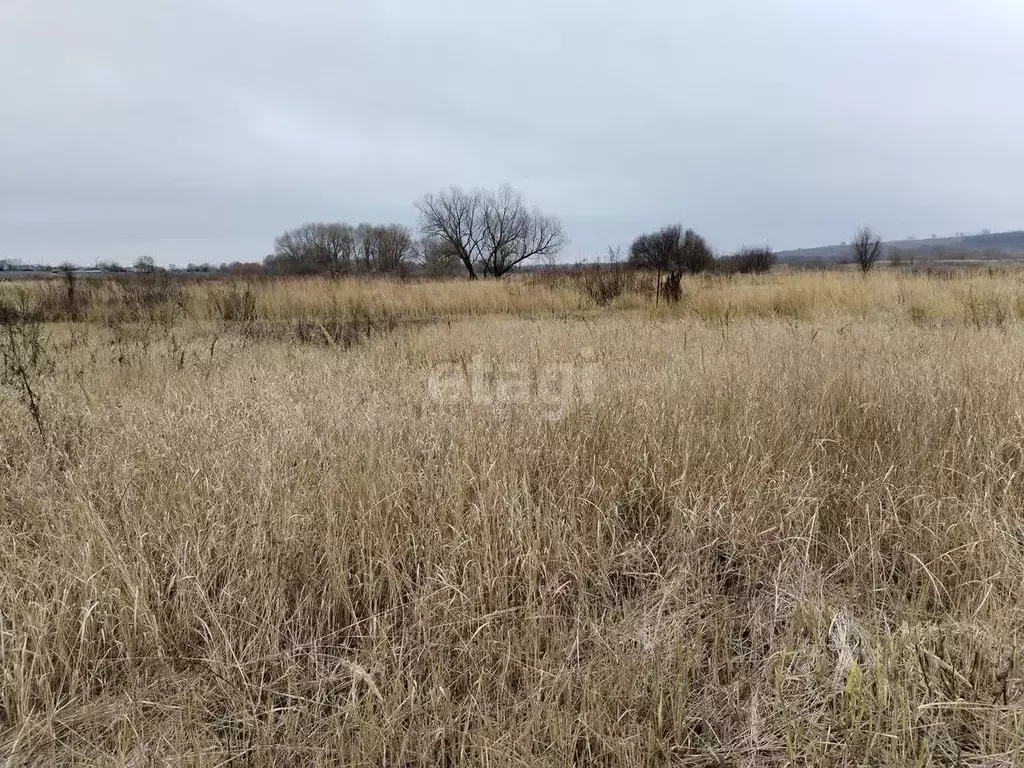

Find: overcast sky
<box><xmin>1</xmin><ymin>1</ymin><xmax>1022</xmax><ymax>266</ymax></box>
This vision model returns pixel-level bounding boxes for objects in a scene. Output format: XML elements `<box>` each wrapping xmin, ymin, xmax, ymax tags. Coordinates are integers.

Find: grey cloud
<box><xmin>1</xmin><ymin>0</ymin><xmax>1022</xmax><ymax>265</ymax></box>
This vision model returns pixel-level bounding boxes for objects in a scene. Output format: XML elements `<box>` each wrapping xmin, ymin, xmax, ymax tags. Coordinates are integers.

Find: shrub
<box><xmin>852</xmin><ymin>227</ymin><xmax>884</xmax><ymax>273</ymax></box>
<box><xmin>579</xmin><ymin>251</ymin><xmax>632</xmax><ymax>307</ymax></box>
<box><xmin>213</xmin><ymin>284</ymin><xmax>259</xmax><ymax>323</ymax></box>
<box><xmin>102</xmin><ymin>273</ymin><xmax>187</xmax><ymax>325</ymax></box>
<box><xmin>0</xmin><ymin>294</ymin><xmax>53</xmax><ymax>438</ymax></box>
<box><xmin>720</xmin><ymin>246</ymin><xmax>776</xmax><ymax>274</ymax></box>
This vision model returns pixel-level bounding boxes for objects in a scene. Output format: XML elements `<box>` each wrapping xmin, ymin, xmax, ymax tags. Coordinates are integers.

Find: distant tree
<box><xmin>225</xmin><ymin>261</ymin><xmax>265</xmax><ymax>277</ymax></box>
<box><xmin>134</xmin><ymin>255</ymin><xmax>157</xmax><ymax>273</ymax></box>
<box><xmin>355</xmin><ymin>224</ymin><xmax>415</xmax><ymax>275</ymax></box>
<box><xmin>96</xmin><ymin>260</ymin><xmax>126</xmax><ymax>273</ymax></box>
<box><xmin>416</xmin><ymin>237</ymin><xmax>464</xmax><ymax>278</ymax></box>
<box><xmin>479</xmin><ymin>186</ymin><xmax>566</xmax><ymax>277</ymax></box>
<box><xmin>677</xmin><ymin>229</ymin><xmax>715</xmax><ymax>274</ymax></box>
<box><xmin>355</xmin><ymin>223</ymin><xmax>378</xmax><ymax>273</ymax></box>
<box><xmin>375</xmin><ymin>225</ymin><xmax>414</xmax><ymax>275</ymax></box>
<box><xmin>629</xmin><ymin>226</ymin><xmax>714</xmax><ymax>274</ymax></box>
<box><xmin>629</xmin><ymin>225</ymin><xmax>715</xmax><ymax>302</ymax></box>
<box><xmin>629</xmin><ymin>225</ymin><xmax>684</xmax><ymax>272</ymax></box>
<box><xmin>852</xmin><ymin>227</ymin><xmax>883</xmax><ymax>273</ymax></box>
<box><xmin>724</xmin><ymin>246</ymin><xmax>776</xmax><ymax>274</ymax></box>
<box><xmin>266</xmin><ymin>223</ymin><xmax>355</xmax><ymax>275</ymax></box>
<box><xmin>265</xmin><ymin>222</ymin><xmax>415</xmax><ymax>277</ymax></box>
<box><xmin>416</xmin><ymin>188</ymin><xmax>481</xmax><ymax>279</ymax></box>
<box><xmin>56</xmin><ymin>263</ymin><xmax>79</xmax><ymax>320</ymax></box>
<box><xmin>416</xmin><ymin>185</ymin><xmax>566</xmax><ymax>279</ymax></box>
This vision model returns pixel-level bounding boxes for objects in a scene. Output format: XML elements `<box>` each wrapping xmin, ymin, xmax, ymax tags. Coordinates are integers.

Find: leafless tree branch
<box><xmin>852</xmin><ymin>227</ymin><xmax>883</xmax><ymax>273</ymax></box>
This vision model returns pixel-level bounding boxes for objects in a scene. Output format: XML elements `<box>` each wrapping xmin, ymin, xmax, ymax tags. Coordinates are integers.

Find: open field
<box><xmin>3</xmin><ymin>271</ymin><xmax>1024</xmax><ymax>765</ymax></box>
<box><xmin>5</xmin><ymin>267</ymin><xmax>1024</xmax><ymax>325</ymax></box>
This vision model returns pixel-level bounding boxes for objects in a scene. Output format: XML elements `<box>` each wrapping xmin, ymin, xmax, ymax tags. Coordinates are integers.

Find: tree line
<box><xmin>264</xmin><ymin>184</ymin><xmax>787</xmax><ymax>283</ymax></box>
<box><xmin>263</xmin><ymin>185</ymin><xmax>566</xmax><ymax>279</ymax></box>
<box><xmin>7</xmin><ymin>184</ymin><xmax>882</xmax><ymax>281</ymax></box>
<box><xmin>264</xmin><ymin>223</ymin><xmax>421</xmax><ymax>277</ymax></box>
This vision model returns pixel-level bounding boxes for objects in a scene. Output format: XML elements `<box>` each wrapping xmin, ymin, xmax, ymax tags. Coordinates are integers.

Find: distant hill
<box><xmin>777</xmin><ymin>230</ymin><xmax>1024</xmax><ymax>264</ymax></box>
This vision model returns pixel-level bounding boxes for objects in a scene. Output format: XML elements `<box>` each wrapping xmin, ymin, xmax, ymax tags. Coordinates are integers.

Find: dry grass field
<box><xmin>3</xmin><ymin>269</ymin><xmax>1024</xmax><ymax>765</ymax></box>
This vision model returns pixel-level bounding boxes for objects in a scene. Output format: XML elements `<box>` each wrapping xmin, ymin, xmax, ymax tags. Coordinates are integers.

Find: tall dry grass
<box><xmin>2</xmin><ymin>271</ymin><xmax>1024</xmax><ymax>764</ymax></box>
<box><xmin>5</xmin><ymin>267</ymin><xmax>1024</xmax><ymax>326</ymax></box>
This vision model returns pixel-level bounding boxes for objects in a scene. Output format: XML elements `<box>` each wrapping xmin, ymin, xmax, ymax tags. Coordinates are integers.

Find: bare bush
<box><xmin>212</xmin><ymin>283</ymin><xmax>258</xmax><ymax>324</ymax></box>
<box><xmin>0</xmin><ymin>294</ymin><xmax>53</xmax><ymax>438</ymax></box>
<box><xmin>852</xmin><ymin>227</ymin><xmax>884</xmax><ymax>273</ymax></box>
<box><xmin>720</xmin><ymin>246</ymin><xmax>776</xmax><ymax>274</ymax></box>
<box><xmin>580</xmin><ymin>249</ymin><xmax>630</xmax><ymax>306</ymax></box>
<box><xmin>243</xmin><ymin>305</ymin><xmax>398</xmax><ymax>349</ymax></box>
<box><xmin>127</xmin><ymin>273</ymin><xmax>186</xmax><ymax>324</ymax></box>
<box><xmin>59</xmin><ymin>264</ymin><xmax>81</xmax><ymax>320</ymax></box>
<box><xmin>90</xmin><ymin>273</ymin><xmax>187</xmax><ymax>326</ymax></box>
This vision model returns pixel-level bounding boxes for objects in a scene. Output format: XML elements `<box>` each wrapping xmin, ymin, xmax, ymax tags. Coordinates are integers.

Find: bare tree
<box><xmin>356</xmin><ymin>224</ymin><xmax>414</xmax><ymax>275</ymax></box>
<box><xmin>629</xmin><ymin>226</ymin><xmax>714</xmax><ymax>274</ymax></box>
<box><xmin>133</xmin><ymin>255</ymin><xmax>157</xmax><ymax>273</ymax></box>
<box><xmin>629</xmin><ymin>225</ymin><xmax>683</xmax><ymax>271</ymax></box>
<box><xmin>374</xmin><ymin>225</ymin><xmax>414</xmax><ymax>275</ymax></box>
<box><xmin>416</xmin><ymin>187</ymin><xmax>483</xmax><ymax>279</ymax></box>
<box><xmin>267</xmin><ymin>223</ymin><xmax>355</xmax><ymax>275</ymax></box>
<box><xmin>852</xmin><ymin>227</ymin><xmax>883</xmax><ymax>273</ymax></box>
<box><xmin>629</xmin><ymin>225</ymin><xmax>715</xmax><ymax>303</ymax></box>
<box><xmin>416</xmin><ymin>237</ymin><xmax>464</xmax><ymax>278</ymax></box>
<box><xmin>677</xmin><ymin>229</ymin><xmax>715</xmax><ymax>274</ymax></box>
<box><xmin>478</xmin><ymin>185</ymin><xmax>566</xmax><ymax>278</ymax></box>
<box><xmin>416</xmin><ymin>185</ymin><xmax>566</xmax><ymax>279</ymax></box>
<box><xmin>722</xmin><ymin>246</ymin><xmax>776</xmax><ymax>274</ymax></box>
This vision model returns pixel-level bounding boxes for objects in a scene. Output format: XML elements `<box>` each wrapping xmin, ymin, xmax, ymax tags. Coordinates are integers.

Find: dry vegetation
<box><xmin>3</xmin><ymin>269</ymin><xmax>1024</xmax><ymax>765</ymax></box>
